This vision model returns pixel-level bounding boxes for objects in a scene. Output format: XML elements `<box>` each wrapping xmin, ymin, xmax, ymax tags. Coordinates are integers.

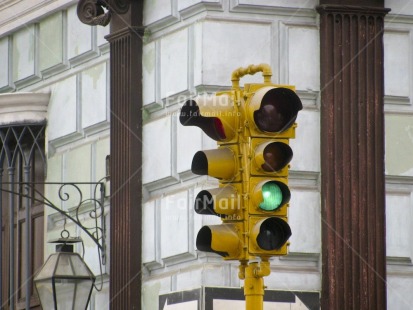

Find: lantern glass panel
<box><xmin>35</xmin><ymin>280</ymin><xmax>55</xmax><ymax>308</ymax></box>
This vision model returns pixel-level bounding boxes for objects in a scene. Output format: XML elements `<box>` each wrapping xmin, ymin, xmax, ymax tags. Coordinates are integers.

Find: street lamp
<box><xmin>34</xmin><ymin>239</ymin><xmax>96</xmax><ymax>310</ymax></box>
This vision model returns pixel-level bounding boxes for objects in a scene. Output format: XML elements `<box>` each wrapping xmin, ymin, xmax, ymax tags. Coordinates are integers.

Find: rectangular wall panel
<box><xmin>160</xmin><ymin>28</ymin><xmax>189</xmax><ymax>99</ymax></box>
<box><xmin>284</xmin><ymin>24</ymin><xmax>320</xmax><ymax>91</ymax></box>
<box><xmin>81</xmin><ymin>62</ymin><xmax>108</xmax><ymax>129</ymax></box>
<box><xmin>48</xmin><ymin>75</ymin><xmax>78</xmax><ymax>140</ymax></box>
<box><xmin>12</xmin><ymin>25</ymin><xmax>40</xmax><ymax>85</ymax></box>
<box><xmin>201</xmin><ymin>20</ymin><xmax>271</xmax><ymax>86</ymax></box>
<box><xmin>160</xmin><ymin>191</ymin><xmax>190</xmax><ymax>260</ymax></box>
<box><xmin>39</xmin><ymin>12</ymin><xmax>65</xmax><ymax>74</ymax></box>
<box><xmin>386</xmin><ymin>194</ymin><xmax>412</xmax><ymax>258</ymax></box>
<box><xmin>142</xmin><ymin>116</ymin><xmax>173</xmax><ymax>184</ymax></box>
<box><xmin>384</xmin><ymin>31</ymin><xmax>410</xmax><ymax>97</ymax></box>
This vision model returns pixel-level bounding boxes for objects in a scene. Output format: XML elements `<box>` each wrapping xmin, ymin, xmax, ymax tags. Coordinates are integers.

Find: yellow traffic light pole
<box><xmin>239</xmin><ymin>260</ymin><xmax>271</xmax><ymax>310</ymax></box>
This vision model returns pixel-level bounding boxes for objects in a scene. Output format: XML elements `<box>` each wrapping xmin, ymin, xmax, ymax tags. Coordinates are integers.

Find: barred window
<box><xmin>0</xmin><ymin>124</ymin><xmax>46</xmax><ymax>310</ymax></box>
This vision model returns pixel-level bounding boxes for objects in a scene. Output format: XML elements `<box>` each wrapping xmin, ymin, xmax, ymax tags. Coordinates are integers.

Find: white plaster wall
<box><xmin>12</xmin><ymin>25</ymin><xmax>39</xmax><ymax>84</ymax></box>
<box><xmin>384</xmin><ymin>31</ymin><xmax>410</xmax><ymax>98</ymax></box>
<box><xmin>39</xmin><ymin>12</ymin><xmax>64</xmax><ymax>73</ymax></box>
<box><xmin>48</xmin><ymin>75</ymin><xmax>78</xmax><ymax>140</ymax></box>
<box><xmin>195</xmin><ymin>20</ymin><xmax>272</xmax><ymax>87</ymax></box>
<box><xmin>385</xmin><ymin>0</ymin><xmax>413</xmax><ymax>15</ymax></box>
<box><xmin>142</xmin><ymin>116</ymin><xmax>173</xmax><ymax>184</ymax></box>
<box><xmin>383</xmin><ymin>8</ymin><xmax>413</xmax><ymax>308</ymax></box>
<box><xmin>0</xmin><ymin>37</ymin><xmax>10</xmax><ymax>89</ymax></box>
<box><xmin>160</xmin><ymin>28</ymin><xmax>189</xmax><ymax>98</ymax></box>
<box><xmin>81</xmin><ymin>62</ymin><xmax>108</xmax><ymax>128</ymax></box>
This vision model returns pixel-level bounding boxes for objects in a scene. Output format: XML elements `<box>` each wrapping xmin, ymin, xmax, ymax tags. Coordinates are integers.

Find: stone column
<box><xmin>106</xmin><ymin>3</ymin><xmax>144</xmax><ymax>308</ymax></box>
<box><xmin>317</xmin><ymin>2</ymin><xmax>389</xmax><ymax>309</ymax></box>
<box><xmin>78</xmin><ymin>0</ymin><xmax>144</xmax><ymax>308</ymax></box>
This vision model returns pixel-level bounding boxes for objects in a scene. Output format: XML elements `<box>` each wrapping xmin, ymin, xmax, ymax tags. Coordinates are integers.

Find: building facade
<box><xmin>0</xmin><ymin>0</ymin><xmax>412</xmax><ymax>309</ymax></box>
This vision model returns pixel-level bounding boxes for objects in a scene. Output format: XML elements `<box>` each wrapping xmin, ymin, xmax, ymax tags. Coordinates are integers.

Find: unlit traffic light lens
<box><xmin>256</xmin><ymin>217</ymin><xmax>291</xmax><ymax>250</ymax></box>
<box><xmin>253</xmin><ymin>88</ymin><xmax>302</xmax><ymax>133</ymax></box>
<box><xmin>259</xmin><ymin>182</ymin><xmax>282</xmax><ymax>211</ymax></box>
<box><xmin>262</xmin><ymin>142</ymin><xmax>293</xmax><ymax>172</ymax></box>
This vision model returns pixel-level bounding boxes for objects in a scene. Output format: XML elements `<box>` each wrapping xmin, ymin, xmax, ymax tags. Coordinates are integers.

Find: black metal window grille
<box><xmin>0</xmin><ymin>124</ymin><xmax>46</xmax><ymax>310</ymax></box>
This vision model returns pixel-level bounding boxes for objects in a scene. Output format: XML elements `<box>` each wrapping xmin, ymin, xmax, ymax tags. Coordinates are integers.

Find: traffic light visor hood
<box><xmin>191</xmin><ymin>148</ymin><xmax>238</xmax><ymax>181</ymax></box>
<box><xmin>180</xmin><ymin>95</ymin><xmax>236</xmax><ymax>142</ymax></box>
<box><xmin>249</xmin><ymin>87</ymin><xmax>303</xmax><ymax>133</ymax></box>
<box><xmin>194</xmin><ymin>187</ymin><xmax>240</xmax><ymax>217</ymax></box>
<box><xmin>196</xmin><ymin>224</ymin><xmax>241</xmax><ymax>258</ymax></box>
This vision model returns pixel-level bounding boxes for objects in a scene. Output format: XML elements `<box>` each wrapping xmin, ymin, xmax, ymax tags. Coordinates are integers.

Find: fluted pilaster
<box><xmin>318</xmin><ymin>4</ymin><xmax>389</xmax><ymax>309</ymax></box>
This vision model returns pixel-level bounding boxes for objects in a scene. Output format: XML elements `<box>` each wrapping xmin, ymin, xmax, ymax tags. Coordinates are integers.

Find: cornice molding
<box><xmin>0</xmin><ymin>92</ymin><xmax>50</xmax><ymax>125</ymax></box>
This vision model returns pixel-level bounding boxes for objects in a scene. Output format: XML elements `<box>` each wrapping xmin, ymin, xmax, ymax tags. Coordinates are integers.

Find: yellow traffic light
<box><xmin>180</xmin><ymin>63</ymin><xmax>303</xmax><ymax>309</ymax></box>
<box><xmin>245</xmin><ymin>83</ymin><xmax>302</xmax><ymax>257</ymax></box>
<box><xmin>179</xmin><ymin>64</ymin><xmax>301</xmax><ymax>259</ymax></box>
<box><xmin>180</xmin><ymin>91</ymin><xmax>246</xmax><ymax>261</ymax></box>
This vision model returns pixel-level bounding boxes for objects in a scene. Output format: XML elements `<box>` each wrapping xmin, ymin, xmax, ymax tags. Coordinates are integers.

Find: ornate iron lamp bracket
<box><xmin>0</xmin><ymin>181</ymin><xmax>107</xmax><ymax>265</ymax></box>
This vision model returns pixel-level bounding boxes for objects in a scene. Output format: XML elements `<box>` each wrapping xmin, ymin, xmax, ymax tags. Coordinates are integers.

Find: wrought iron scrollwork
<box><xmin>1</xmin><ymin>181</ymin><xmax>107</xmax><ymax>264</ymax></box>
<box><xmin>77</xmin><ymin>0</ymin><xmax>130</xmax><ymax>26</ymax></box>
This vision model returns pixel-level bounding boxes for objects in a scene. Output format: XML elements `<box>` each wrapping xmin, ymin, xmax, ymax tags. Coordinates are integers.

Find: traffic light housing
<box><xmin>180</xmin><ymin>91</ymin><xmax>246</xmax><ymax>261</ymax></box>
<box><xmin>244</xmin><ymin>83</ymin><xmax>302</xmax><ymax>257</ymax></box>
<box><xmin>179</xmin><ymin>64</ymin><xmax>302</xmax><ymax>262</ymax></box>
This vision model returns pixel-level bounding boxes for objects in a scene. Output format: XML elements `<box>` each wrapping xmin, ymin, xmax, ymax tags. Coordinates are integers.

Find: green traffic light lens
<box><xmin>259</xmin><ymin>182</ymin><xmax>283</xmax><ymax>211</ymax></box>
